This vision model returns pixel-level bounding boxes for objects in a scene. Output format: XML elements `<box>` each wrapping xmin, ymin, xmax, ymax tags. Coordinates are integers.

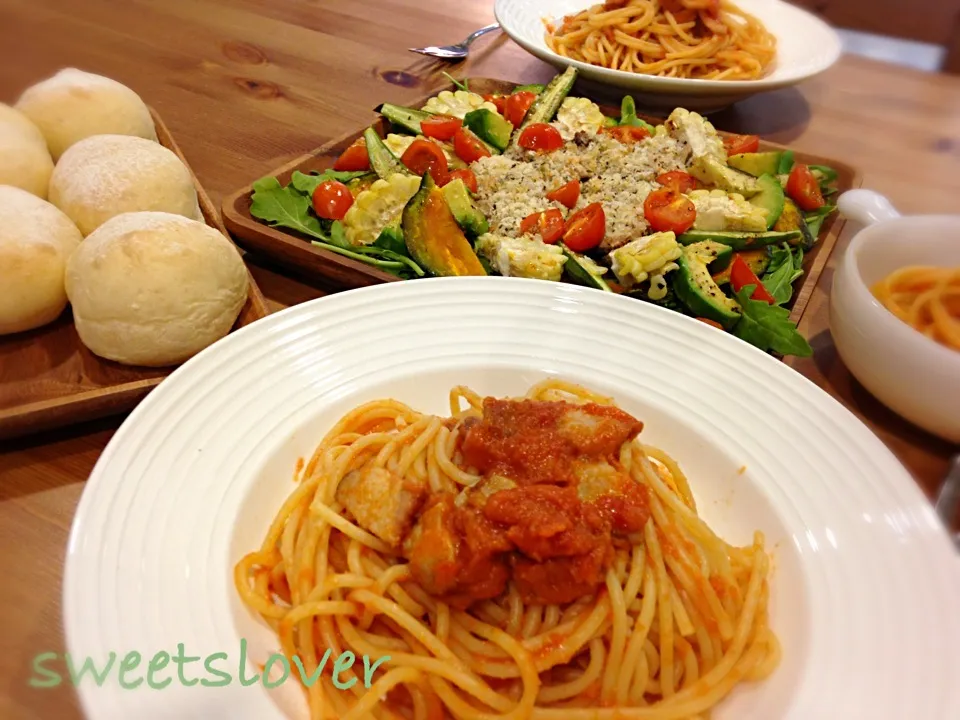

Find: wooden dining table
<box><xmin>1</xmin><ymin>1</ymin><xmax>958</xmax><ymax>717</ymax></box>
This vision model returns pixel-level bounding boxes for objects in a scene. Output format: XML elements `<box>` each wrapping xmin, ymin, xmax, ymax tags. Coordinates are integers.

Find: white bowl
<box><xmin>64</xmin><ymin>278</ymin><xmax>960</xmax><ymax>720</ymax></box>
<box><xmin>494</xmin><ymin>0</ymin><xmax>842</xmax><ymax>112</ymax></box>
<box><xmin>831</xmin><ymin>189</ymin><xmax>960</xmax><ymax>443</ymax></box>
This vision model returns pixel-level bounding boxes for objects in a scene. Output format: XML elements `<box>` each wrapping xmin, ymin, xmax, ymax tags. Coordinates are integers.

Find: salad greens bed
<box><xmin>249</xmin><ymin>67</ymin><xmax>841</xmax><ymax>358</ymax></box>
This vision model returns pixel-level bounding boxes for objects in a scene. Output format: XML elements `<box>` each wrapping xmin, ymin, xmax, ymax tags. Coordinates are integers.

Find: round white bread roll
<box><xmin>0</xmin><ymin>103</ymin><xmax>54</xmax><ymax>198</ymax></box>
<box><xmin>66</xmin><ymin>211</ymin><xmax>249</xmax><ymax>367</ymax></box>
<box><xmin>0</xmin><ymin>102</ymin><xmax>46</xmax><ymax>142</ymax></box>
<box><xmin>15</xmin><ymin>68</ymin><xmax>157</xmax><ymax>161</ymax></box>
<box><xmin>49</xmin><ymin>134</ymin><xmax>202</xmax><ymax>236</ymax></box>
<box><xmin>0</xmin><ymin>185</ymin><xmax>83</xmax><ymax>335</ymax></box>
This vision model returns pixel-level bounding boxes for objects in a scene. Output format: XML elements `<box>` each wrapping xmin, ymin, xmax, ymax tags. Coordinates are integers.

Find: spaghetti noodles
<box><xmin>872</xmin><ymin>265</ymin><xmax>960</xmax><ymax>350</ymax></box>
<box><xmin>235</xmin><ymin>380</ymin><xmax>779</xmax><ymax>719</ymax></box>
<box><xmin>544</xmin><ymin>0</ymin><xmax>777</xmax><ymax>80</ymax></box>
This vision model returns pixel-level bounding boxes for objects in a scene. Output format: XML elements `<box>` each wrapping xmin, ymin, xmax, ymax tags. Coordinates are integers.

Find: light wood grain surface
<box><xmin>1</xmin><ymin>2</ymin><xmax>958</xmax><ymax>718</ymax></box>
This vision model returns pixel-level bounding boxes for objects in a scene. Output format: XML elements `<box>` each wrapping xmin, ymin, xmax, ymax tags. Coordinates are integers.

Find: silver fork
<box><xmin>934</xmin><ymin>454</ymin><xmax>960</xmax><ymax>550</ymax></box>
<box><xmin>409</xmin><ymin>23</ymin><xmax>501</xmax><ymax>60</ymax></box>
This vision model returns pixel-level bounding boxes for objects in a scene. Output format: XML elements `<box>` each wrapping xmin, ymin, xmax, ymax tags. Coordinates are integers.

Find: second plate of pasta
<box><xmin>495</xmin><ymin>0</ymin><xmax>841</xmax><ymax>111</ymax></box>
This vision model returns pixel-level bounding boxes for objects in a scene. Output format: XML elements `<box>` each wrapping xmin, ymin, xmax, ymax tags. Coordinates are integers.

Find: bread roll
<box><xmin>49</xmin><ymin>134</ymin><xmax>201</xmax><ymax>236</ymax></box>
<box><xmin>0</xmin><ymin>185</ymin><xmax>83</xmax><ymax>335</ymax></box>
<box><xmin>15</xmin><ymin>68</ymin><xmax>157</xmax><ymax>160</ymax></box>
<box><xmin>66</xmin><ymin>211</ymin><xmax>249</xmax><ymax>367</ymax></box>
<box><xmin>0</xmin><ymin>102</ymin><xmax>46</xmax><ymax>144</ymax></box>
<box><xmin>0</xmin><ymin>103</ymin><xmax>54</xmax><ymax>198</ymax></box>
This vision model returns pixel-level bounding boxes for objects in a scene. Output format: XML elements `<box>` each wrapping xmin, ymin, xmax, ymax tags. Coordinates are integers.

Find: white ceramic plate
<box><xmin>64</xmin><ymin>278</ymin><xmax>959</xmax><ymax>720</ymax></box>
<box><xmin>495</xmin><ymin>0</ymin><xmax>842</xmax><ymax>112</ymax></box>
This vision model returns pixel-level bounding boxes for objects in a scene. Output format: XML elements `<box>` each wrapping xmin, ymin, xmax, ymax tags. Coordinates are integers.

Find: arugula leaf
<box><xmin>809</xmin><ymin>164</ymin><xmax>838</xmax><ymax>184</ymax></box>
<box><xmin>305</xmin><ymin>241</ymin><xmax>407</xmax><ymax>271</ymax></box>
<box><xmin>731</xmin><ymin>285</ymin><xmax>812</xmax><ymax>357</ymax></box>
<box><xmin>373</xmin><ymin>248</ymin><xmax>425</xmax><ymax>277</ymax></box>
<box><xmin>290</xmin><ymin>169</ymin><xmax>369</xmax><ymax>196</ymax></box>
<box><xmin>777</xmin><ymin>150</ymin><xmax>795</xmax><ymax>175</ymax></box>
<box><xmin>619</xmin><ymin>96</ymin><xmax>656</xmax><ymax>133</ymax></box>
<box><xmin>762</xmin><ymin>243</ymin><xmax>804</xmax><ymax>305</ymax></box>
<box><xmin>329</xmin><ymin>220</ymin><xmax>350</xmax><ymax>248</ymax></box>
<box><xmin>373</xmin><ymin>225</ymin><xmax>406</xmax><ymax>255</ymax></box>
<box><xmin>250</xmin><ymin>177</ymin><xmax>329</xmax><ymax>241</ymax></box>
<box><xmin>251</xmin><ymin>176</ymin><xmax>420</xmax><ymax>272</ymax></box>
<box><xmin>442</xmin><ymin>71</ymin><xmax>470</xmax><ymax>93</ymax></box>
<box><xmin>366</xmin><ymin>225</ymin><xmax>424</xmax><ymax>276</ymax></box>
<box><xmin>805</xmin><ymin>205</ymin><xmax>836</xmax><ymax>238</ymax></box>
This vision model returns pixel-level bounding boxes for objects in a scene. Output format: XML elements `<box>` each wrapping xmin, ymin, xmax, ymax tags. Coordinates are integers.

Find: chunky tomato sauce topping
<box><xmin>460</xmin><ymin>398</ymin><xmax>642</xmax><ymax>484</ymax></box>
<box><xmin>402</xmin><ymin>399</ymin><xmax>651</xmax><ymax>606</ymax></box>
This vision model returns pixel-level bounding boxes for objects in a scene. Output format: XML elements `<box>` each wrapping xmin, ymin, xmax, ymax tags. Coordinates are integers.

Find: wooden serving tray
<box><xmin>222</xmin><ymin>77</ymin><xmax>860</xmax><ymax>321</ymax></box>
<box><xmin>0</xmin><ymin>108</ymin><xmax>270</xmax><ymax>440</ymax></box>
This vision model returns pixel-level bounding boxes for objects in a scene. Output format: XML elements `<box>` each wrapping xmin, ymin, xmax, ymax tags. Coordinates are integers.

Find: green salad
<box><xmin>251</xmin><ymin>67</ymin><xmax>838</xmax><ymax>358</ymax></box>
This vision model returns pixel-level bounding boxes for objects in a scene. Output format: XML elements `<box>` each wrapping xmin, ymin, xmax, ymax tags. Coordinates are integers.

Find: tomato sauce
<box><xmin>460</xmin><ymin>398</ymin><xmax>643</xmax><ymax>485</ymax></box>
<box><xmin>406</xmin><ymin>399</ymin><xmax>651</xmax><ymax>607</ymax></box>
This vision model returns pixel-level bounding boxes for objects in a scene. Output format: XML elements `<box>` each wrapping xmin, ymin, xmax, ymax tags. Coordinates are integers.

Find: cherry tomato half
<box><xmin>722</xmin><ymin>133</ymin><xmax>760</xmax><ymax>156</ymax></box>
<box><xmin>447</xmin><ymin>168</ymin><xmax>478</xmax><ymax>193</ymax></box>
<box><xmin>729</xmin><ymin>254</ymin><xmax>777</xmax><ymax>304</ymax></box>
<box><xmin>520</xmin><ymin>208</ymin><xmax>565</xmax><ymax>244</ymax></box>
<box><xmin>518</xmin><ymin>123</ymin><xmax>564</xmax><ymax>153</ymax></box>
<box><xmin>603</xmin><ymin>125</ymin><xmax>650</xmax><ymax>144</ymax></box>
<box><xmin>505</xmin><ymin>91</ymin><xmax>537</xmax><ymax>128</ymax></box>
<box><xmin>312</xmin><ymin>180</ymin><xmax>354</xmax><ymax>221</ymax></box>
<box><xmin>643</xmin><ymin>188</ymin><xmax>697</xmax><ymax>234</ymax></box>
<box><xmin>562</xmin><ymin>203</ymin><xmax>606</xmax><ymax>252</ymax></box>
<box><xmin>546</xmin><ymin>179</ymin><xmax>581</xmax><ymax>209</ymax></box>
<box><xmin>453</xmin><ymin>128</ymin><xmax>491</xmax><ymax>164</ymax></box>
<box><xmin>421</xmin><ymin>114</ymin><xmax>462</xmax><ymax>141</ymax></box>
<box><xmin>785</xmin><ymin>163</ymin><xmax>825</xmax><ymax>211</ymax></box>
<box><xmin>483</xmin><ymin>94</ymin><xmax>507</xmax><ymax>115</ymax></box>
<box><xmin>401</xmin><ymin>139</ymin><xmax>449</xmax><ymax>184</ymax></box>
<box><xmin>656</xmin><ymin>171</ymin><xmax>699</xmax><ymax>195</ymax></box>
<box><xmin>333</xmin><ymin>138</ymin><xmax>370</xmax><ymax>172</ymax></box>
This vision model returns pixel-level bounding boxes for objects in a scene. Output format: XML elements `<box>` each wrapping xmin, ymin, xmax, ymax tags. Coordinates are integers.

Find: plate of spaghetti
<box><xmin>63</xmin><ymin>278</ymin><xmax>960</xmax><ymax>720</ymax></box>
<box><xmin>496</xmin><ymin>0</ymin><xmax>841</xmax><ymax>110</ymax></box>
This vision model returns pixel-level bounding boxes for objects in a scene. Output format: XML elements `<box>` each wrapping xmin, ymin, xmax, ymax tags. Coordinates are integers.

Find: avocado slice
<box><xmin>728</xmin><ymin>151</ymin><xmax>781</xmax><ymax>178</ymax></box>
<box><xmin>362</xmin><ymin>127</ymin><xmax>414</xmax><ymax>180</ymax></box>
<box><xmin>750</xmin><ymin>174</ymin><xmax>785</xmax><ymax>229</ymax></box>
<box><xmin>441</xmin><ymin>178</ymin><xmax>488</xmax><ymax>237</ymax></box>
<box><xmin>463</xmin><ymin>108</ymin><xmax>513</xmax><ymax>152</ymax></box>
<box><xmin>678</xmin><ymin>229</ymin><xmax>800</xmax><ymax>250</ymax></box>
<box><xmin>712</xmin><ymin>249</ymin><xmax>771</xmax><ymax>285</ymax></box>
<box><xmin>376</xmin><ymin>103</ymin><xmax>432</xmax><ymax>135</ymax></box>
<box><xmin>513</xmin><ymin>83</ymin><xmax>545</xmax><ymax>94</ymax></box>
<box><xmin>691</xmin><ymin>156</ymin><xmax>759</xmax><ymax>197</ymax></box>
<box><xmin>402</xmin><ymin>172</ymin><xmax>486</xmax><ymax>277</ymax></box>
<box><xmin>672</xmin><ymin>246</ymin><xmax>741</xmax><ymax>328</ymax></box>
<box><xmin>560</xmin><ymin>242</ymin><xmax>612</xmax><ymax>292</ymax></box>
<box><xmin>686</xmin><ymin>240</ymin><xmax>734</xmax><ymax>272</ymax></box>
<box><xmin>773</xmin><ymin>198</ymin><xmax>816</xmax><ymax>249</ymax></box>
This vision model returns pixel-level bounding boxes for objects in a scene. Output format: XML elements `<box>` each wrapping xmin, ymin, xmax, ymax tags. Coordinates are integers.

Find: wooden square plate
<box><xmin>0</xmin><ymin>109</ymin><xmax>270</xmax><ymax>440</ymax></box>
<box><xmin>221</xmin><ymin>77</ymin><xmax>860</xmax><ymax>333</ymax></box>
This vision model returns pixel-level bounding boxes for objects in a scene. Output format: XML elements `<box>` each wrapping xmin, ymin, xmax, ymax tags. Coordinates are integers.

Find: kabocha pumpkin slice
<box><xmin>402</xmin><ymin>173</ymin><xmax>486</xmax><ymax>277</ymax></box>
